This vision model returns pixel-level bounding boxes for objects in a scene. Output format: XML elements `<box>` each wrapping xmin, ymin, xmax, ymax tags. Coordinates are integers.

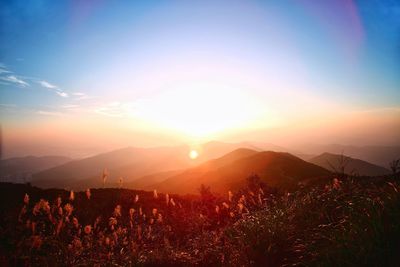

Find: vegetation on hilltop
<box><xmin>0</xmin><ymin>174</ymin><xmax>399</xmax><ymax>266</ymax></box>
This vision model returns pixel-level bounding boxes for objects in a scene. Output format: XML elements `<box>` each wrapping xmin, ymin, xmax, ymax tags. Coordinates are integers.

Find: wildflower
<box><xmin>238</xmin><ymin>203</ymin><xmax>244</xmax><ymax>213</ymax></box>
<box><xmin>165</xmin><ymin>193</ymin><xmax>170</xmax><ymax>205</ymax></box>
<box><xmin>258</xmin><ymin>194</ymin><xmax>263</xmax><ymax>205</ymax></box>
<box><xmin>84</xmin><ymin>225</ymin><xmax>92</xmax><ymax>235</ymax></box>
<box><xmin>86</xmin><ymin>188</ymin><xmax>91</xmax><ymax>200</ymax></box>
<box><xmin>134</xmin><ymin>194</ymin><xmax>139</xmax><ymax>203</ymax></box>
<box><xmin>215</xmin><ymin>205</ymin><xmax>220</xmax><ymax>214</ymax></box>
<box><xmin>229</xmin><ymin>212</ymin><xmax>235</xmax><ymax>218</ymax></box>
<box><xmin>238</xmin><ymin>195</ymin><xmax>246</xmax><ymax>204</ymax></box>
<box><xmin>119</xmin><ymin>177</ymin><xmax>123</xmax><ymax>188</ymax></box>
<box><xmin>113</xmin><ymin>205</ymin><xmax>122</xmax><ymax>217</ymax></box>
<box><xmin>102</xmin><ymin>168</ymin><xmax>108</xmax><ymax>187</ymax></box>
<box><xmin>129</xmin><ymin>208</ymin><xmax>135</xmax><ymax>217</ymax></box>
<box><xmin>56</xmin><ymin>196</ymin><xmax>62</xmax><ymax>207</ymax></box>
<box><xmin>33</xmin><ymin>199</ymin><xmax>51</xmax><ymax>215</ymax></box>
<box><xmin>153</xmin><ymin>189</ymin><xmax>158</xmax><ymax>199</ymax></box>
<box><xmin>64</xmin><ymin>203</ymin><xmax>74</xmax><ymax>216</ymax></box>
<box><xmin>259</xmin><ymin>187</ymin><xmax>264</xmax><ymax>195</ymax></box>
<box><xmin>157</xmin><ymin>213</ymin><xmax>163</xmax><ymax>223</ymax></box>
<box><xmin>152</xmin><ymin>208</ymin><xmax>158</xmax><ymax>217</ymax></box>
<box><xmin>170</xmin><ymin>198</ymin><xmax>176</xmax><ymax>206</ymax></box>
<box><xmin>69</xmin><ymin>190</ymin><xmax>75</xmax><ymax>201</ymax></box>
<box><xmin>24</xmin><ymin>193</ymin><xmax>30</xmax><ymax>204</ymax></box>
<box><xmin>72</xmin><ymin>217</ymin><xmax>79</xmax><ymax>227</ymax></box>
<box><xmin>333</xmin><ymin>178</ymin><xmax>341</xmax><ymax>190</ymax></box>
<box><xmin>109</xmin><ymin>217</ymin><xmax>118</xmax><ymax>226</ymax></box>
<box><xmin>228</xmin><ymin>191</ymin><xmax>233</xmax><ymax>202</ymax></box>
<box><xmin>222</xmin><ymin>202</ymin><xmax>229</xmax><ymax>209</ymax></box>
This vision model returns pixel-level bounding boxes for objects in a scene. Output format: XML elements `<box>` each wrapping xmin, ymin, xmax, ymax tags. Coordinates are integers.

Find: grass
<box><xmin>0</xmin><ymin>176</ymin><xmax>399</xmax><ymax>266</ymax></box>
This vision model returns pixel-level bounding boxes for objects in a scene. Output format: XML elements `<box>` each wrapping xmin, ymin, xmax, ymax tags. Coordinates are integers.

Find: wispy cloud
<box><xmin>1</xmin><ymin>62</ymin><xmax>74</xmax><ymax>99</ymax></box>
<box><xmin>0</xmin><ymin>68</ymin><xmax>11</xmax><ymax>74</ymax></box>
<box><xmin>37</xmin><ymin>79</ymin><xmax>70</xmax><ymax>98</ymax></box>
<box><xmin>38</xmin><ymin>80</ymin><xmax>57</xmax><ymax>89</ymax></box>
<box><xmin>36</xmin><ymin>110</ymin><xmax>64</xmax><ymax>116</ymax></box>
<box><xmin>56</xmin><ymin>91</ymin><xmax>68</xmax><ymax>98</ymax></box>
<box><xmin>95</xmin><ymin>102</ymin><xmax>134</xmax><ymax>117</ymax></box>
<box><xmin>61</xmin><ymin>104</ymin><xmax>80</xmax><ymax>109</ymax></box>
<box><xmin>71</xmin><ymin>91</ymin><xmax>92</xmax><ymax>100</ymax></box>
<box><xmin>0</xmin><ymin>75</ymin><xmax>29</xmax><ymax>87</ymax></box>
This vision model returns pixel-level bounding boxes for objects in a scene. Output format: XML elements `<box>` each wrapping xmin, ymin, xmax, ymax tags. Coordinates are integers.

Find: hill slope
<box><xmin>154</xmin><ymin>150</ymin><xmax>330</xmax><ymax>194</ymax></box>
<box><xmin>29</xmin><ymin>142</ymin><xmax>275</xmax><ymax>190</ymax></box>
<box><xmin>309</xmin><ymin>153</ymin><xmax>391</xmax><ymax>176</ymax></box>
<box><xmin>31</xmin><ymin>146</ymin><xmax>199</xmax><ymax>189</ymax></box>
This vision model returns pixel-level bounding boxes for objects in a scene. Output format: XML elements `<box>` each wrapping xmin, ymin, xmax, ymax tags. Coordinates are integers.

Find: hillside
<box><xmin>309</xmin><ymin>153</ymin><xmax>391</xmax><ymax>176</ymax></box>
<box><xmin>29</xmin><ymin>142</ymin><xmax>273</xmax><ymax>190</ymax></box>
<box><xmin>123</xmin><ymin>148</ymin><xmax>259</xmax><ymax>191</ymax></box>
<box><xmin>0</xmin><ymin>156</ymin><xmax>72</xmax><ymax>183</ymax></box>
<box><xmin>30</xmin><ymin>146</ymin><xmax>199</xmax><ymax>189</ymax></box>
<box><xmin>154</xmin><ymin>150</ymin><xmax>331</xmax><ymax>194</ymax></box>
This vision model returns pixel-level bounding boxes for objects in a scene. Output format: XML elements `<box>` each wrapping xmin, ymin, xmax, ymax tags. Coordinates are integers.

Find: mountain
<box><xmin>153</xmin><ymin>149</ymin><xmax>330</xmax><ymax>194</ymax></box>
<box><xmin>0</xmin><ymin>156</ymin><xmax>72</xmax><ymax>183</ymax></box>
<box><xmin>294</xmin><ymin>144</ymin><xmax>400</xmax><ymax>168</ymax></box>
<box><xmin>30</xmin><ymin>141</ymin><xmax>285</xmax><ymax>190</ymax></box>
<box><xmin>30</xmin><ymin>146</ymin><xmax>200</xmax><ymax>189</ymax></box>
<box><xmin>308</xmin><ymin>153</ymin><xmax>391</xmax><ymax>176</ymax></box>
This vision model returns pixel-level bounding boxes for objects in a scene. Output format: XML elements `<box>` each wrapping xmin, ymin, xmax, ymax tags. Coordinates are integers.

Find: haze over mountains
<box><xmin>0</xmin><ymin>156</ymin><xmax>71</xmax><ymax>183</ymax></box>
<box><xmin>309</xmin><ymin>153</ymin><xmax>391</xmax><ymax>176</ymax></box>
<box><xmin>30</xmin><ymin>141</ymin><xmax>263</xmax><ymax>189</ymax></box>
<box><xmin>1</xmin><ymin>141</ymin><xmax>398</xmax><ymax>193</ymax></box>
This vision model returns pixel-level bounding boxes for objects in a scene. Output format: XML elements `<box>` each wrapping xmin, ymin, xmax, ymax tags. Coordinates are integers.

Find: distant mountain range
<box><xmin>294</xmin><ymin>144</ymin><xmax>400</xmax><ymax>169</ymax></box>
<box><xmin>0</xmin><ymin>156</ymin><xmax>72</xmax><ymax>183</ymax></box>
<box><xmin>308</xmin><ymin>153</ymin><xmax>391</xmax><ymax>176</ymax></box>
<box><xmin>3</xmin><ymin>141</ymin><xmax>397</xmax><ymax>193</ymax></box>
<box><xmin>30</xmin><ymin>141</ymin><xmax>266</xmax><ymax>189</ymax></box>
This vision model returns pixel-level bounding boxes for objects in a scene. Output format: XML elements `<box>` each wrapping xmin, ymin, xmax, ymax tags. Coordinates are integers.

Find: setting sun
<box><xmin>189</xmin><ymin>150</ymin><xmax>199</xmax><ymax>160</ymax></box>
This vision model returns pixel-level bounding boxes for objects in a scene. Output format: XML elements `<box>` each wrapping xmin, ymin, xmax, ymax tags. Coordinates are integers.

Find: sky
<box><xmin>0</xmin><ymin>0</ymin><xmax>399</xmax><ymax>158</ymax></box>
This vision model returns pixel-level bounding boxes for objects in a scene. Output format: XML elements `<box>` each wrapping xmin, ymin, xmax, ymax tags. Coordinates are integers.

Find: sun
<box><xmin>189</xmin><ymin>150</ymin><xmax>199</xmax><ymax>160</ymax></box>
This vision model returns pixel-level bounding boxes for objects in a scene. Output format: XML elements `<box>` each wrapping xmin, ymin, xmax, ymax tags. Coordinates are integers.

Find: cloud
<box><xmin>38</xmin><ymin>80</ymin><xmax>58</xmax><ymax>89</ymax></box>
<box><xmin>56</xmin><ymin>90</ymin><xmax>68</xmax><ymax>98</ymax></box>
<box><xmin>95</xmin><ymin>102</ymin><xmax>134</xmax><ymax>117</ymax></box>
<box><xmin>0</xmin><ymin>68</ymin><xmax>11</xmax><ymax>74</ymax></box>
<box><xmin>72</xmin><ymin>92</ymin><xmax>85</xmax><ymax>96</ymax></box>
<box><xmin>36</xmin><ymin>110</ymin><xmax>64</xmax><ymax>116</ymax></box>
<box><xmin>71</xmin><ymin>91</ymin><xmax>93</xmax><ymax>100</ymax></box>
<box><xmin>0</xmin><ymin>75</ymin><xmax>29</xmax><ymax>87</ymax></box>
<box><xmin>37</xmin><ymin>80</ymin><xmax>70</xmax><ymax>98</ymax></box>
<box><xmin>0</xmin><ymin>62</ymin><xmax>71</xmax><ymax>98</ymax></box>
<box><xmin>61</xmin><ymin>104</ymin><xmax>79</xmax><ymax>109</ymax></box>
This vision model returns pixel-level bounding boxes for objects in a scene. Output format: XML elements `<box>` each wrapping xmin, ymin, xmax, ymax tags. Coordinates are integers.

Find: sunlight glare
<box><xmin>189</xmin><ymin>149</ymin><xmax>199</xmax><ymax>159</ymax></box>
<box><xmin>132</xmin><ymin>83</ymin><xmax>265</xmax><ymax>138</ymax></box>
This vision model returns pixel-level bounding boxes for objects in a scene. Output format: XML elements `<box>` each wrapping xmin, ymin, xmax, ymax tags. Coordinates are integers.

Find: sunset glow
<box><xmin>0</xmin><ymin>0</ymin><xmax>399</xmax><ymax>158</ymax></box>
<box><xmin>189</xmin><ymin>150</ymin><xmax>199</xmax><ymax>160</ymax></box>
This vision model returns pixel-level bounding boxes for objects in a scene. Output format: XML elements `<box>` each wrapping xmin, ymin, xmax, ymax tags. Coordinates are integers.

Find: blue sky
<box><xmin>0</xmin><ymin>0</ymin><xmax>399</xmax><ymax>157</ymax></box>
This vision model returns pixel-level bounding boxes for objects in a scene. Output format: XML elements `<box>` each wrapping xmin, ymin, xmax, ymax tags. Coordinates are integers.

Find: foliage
<box><xmin>0</xmin><ymin>176</ymin><xmax>399</xmax><ymax>266</ymax></box>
